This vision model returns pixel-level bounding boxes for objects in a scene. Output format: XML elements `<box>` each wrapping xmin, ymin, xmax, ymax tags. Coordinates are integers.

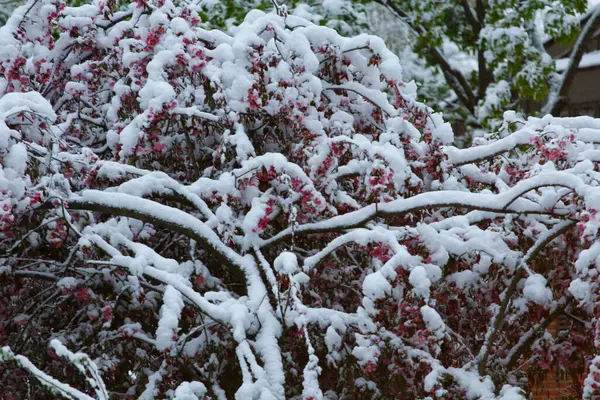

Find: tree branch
<box><xmin>459</xmin><ymin>0</ymin><xmax>480</xmax><ymax>31</ymax></box>
<box><xmin>542</xmin><ymin>5</ymin><xmax>600</xmax><ymax>116</ymax></box>
<box><xmin>67</xmin><ymin>190</ymin><xmax>247</xmax><ymax>286</ymax></box>
<box><xmin>503</xmin><ymin>306</ymin><xmax>564</xmax><ymax>371</ymax></box>
<box><xmin>473</xmin><ymin>0</ymin><xmax>493</xmax><ymax>99</ymax></box>
<box><xmin>474</xmin><ymin>220</ymin><xmax>575</xmax><ymax>376</ymax></box>
<box><xmin>374</xmin><ymin>0</ymin><xmax>477</xmax><ymax>114</ymax></box>
<box><xmin>261</xmin><ymin>178</ymin><xmax>575</xmax><ymax>250</ymax></box>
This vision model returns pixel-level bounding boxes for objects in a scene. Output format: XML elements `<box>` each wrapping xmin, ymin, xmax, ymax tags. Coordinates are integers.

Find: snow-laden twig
<box><xmin>0</xmin><ymin>345</ymin><xmax>99</xmax><ymax>400</ymax></box>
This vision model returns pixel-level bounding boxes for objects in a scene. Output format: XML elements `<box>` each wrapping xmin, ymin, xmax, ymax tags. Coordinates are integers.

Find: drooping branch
<box><xmin>261</xmin><ymin>174</ymin><xmax>579</xmax><ymax>249</ymax></box>
<box><xmin>445</xmin><ymin>118</ymin><xmax>600</xmax><ymax>165</ymax></box>
<box><xmin>86</xmin><ymin>237</ymin><xmax>233</xmax><ymax>325</ymax></box>
<box><xmin>0</xmin><ymin>345</ymin><xmax>97</xmax><ymax>400</ymax></box>
<box><xmin>67</xmin><ymin>190</ymin><xmax>248</xmax><ymax>286</ymax></box>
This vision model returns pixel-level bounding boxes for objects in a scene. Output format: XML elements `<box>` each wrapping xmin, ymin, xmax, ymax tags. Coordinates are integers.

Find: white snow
<box><xmin>155</xmin><ymin>285</ymin><xmax>185</xmax><ymax>351</ymax></box>
<box><xmin>173</xmin><ymin>381</ymin><xmax>207</xmax><ymax>400</ymax></box>
<box><xmin>409</xmin><ymin>265</ymin><xmax>431</xmax><ymax>299</ymax></box>
<box><xmin>3</xmin><ymin>3</ymin><xmax>600</xmax><ymax>399</ymax></box>
<box><xmin>274</xmin><ymin>252</ymin><xmax>299</xmax><ymax>275</ymax></box>
<box><xmin>555</xmin><ymin>50</ymin><xmax>600</xmax><ymax>71</ymax></box>
<box><xmin>362</xmin><ymin>271</ymin><xmax>392</xmax><ymax>300</ymax></box>
<box><xmin>522</xmin><ymin>274</ymin><xmax>553</xmax><ymax>305</ymax></box>
<box><xmin>57</xmin><ymin>277</ymin><xmax>79</xmax><ymax>289</ymax></box>
<box><xmin>4</xmin><ymin>143</ymin><xmax>27</xmax><ymax>175</ymax></box>
<box><xmin>421</xmin><ymin>305</ymin><xmax>445</xmax><ymax>339</ymax></box>
<box><xmin>568</xmin><ymin>278</ymin><xmax>591</xmax><ymax>303</ymax></box>
<box><xmin>170</xmin><ymin>17</ymin><xmax>190</xmax><ymax>35</ymax></box>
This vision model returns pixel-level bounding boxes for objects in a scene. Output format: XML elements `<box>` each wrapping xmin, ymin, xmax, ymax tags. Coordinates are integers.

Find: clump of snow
<box><xmin>57</xmin><ymin>277</ymin><xmax>79</xmax><ymax>289</ymax></box>
<box><xmin>362</xmin><ymin>271</ymin><xmax>391</xmax><ymax>300</ymax></box>
<box><xmin>170</xmin><ymin>17</ymin><xmax>189</xmax><ymax>35</ymax></box>
<box><xmin>352</xmin><ymin>334</ymin><xmax>380</xmax><ymax>365</ymax></box>
<box><xmin>155</xmin><ymin>285</ymin><xmax>184</xmax><ymax>351</ymax></box>
<box><xmin>409</xmin><ymin>265</ymin><xmax>431</xmax><ymax>299</ymax></box>
<box><xmin>173</xmin><ymin>381</ymin><xmax>207</xmax><ymax>400</ymax></box>
<box><xmin>4</xmin><ymin>143</ymin><xmax>28</xmax><ymax>175</ymax></box>
<box><xmin>0</xmin><ymin>91</ymin><xmax>56</xmax><ymax>149</ymax></box>
<box><xmin>292</xmin><ymin>272</ymin><xmax>310</xmax><ymax>285</ymax></box>
<box><xmin>498</xmin><ymin>385</ymin><xmax>526</xmax><ymax>400</ymax></box>
<box><xmin>522</xmin><ymin>274</ymin><xmax>553</xmax><ymax>306</ymax></box>
<box><xmin>447</xmin><ymin>270</ymin><xmax>477</xmax><ymax>289</ymax></box>
<box><xmin>429</xmin><ymin>112</ymin><xmax>453</xmax><ymax>144</ymax></box>
<box><xmin>325</xmin><ymin>326</ymin><xmax>342</xmax><ymax>352</ymax></box>
<box><xmin>274</xmin><ymin>252</ymin><xmax>299</xmax><ymax>274</ymax></box>
<box><xmin>421</xmin><ymin>305</ymin><xmax>445</xmax><ymax>339</ymax></box>
<box><xmin>568</xmin><ymin>278</ymin><xmax>591</xmax><ymax>303</ymax></box>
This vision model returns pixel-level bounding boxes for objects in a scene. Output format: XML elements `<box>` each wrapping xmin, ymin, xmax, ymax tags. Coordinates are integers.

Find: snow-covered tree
<box><xmin>197</xmin><ymin>0</ymin><xmax>367</xmax><ymax>35</ymax></box>
<box><xmin>193</xmin><ymin>0</ymin><xmax>599</xmax><ymax>133</ymax></box>
<box><xmin>1</xmin><ymin>0</ymin><xmax>600</xmax><ymax>399</ymax></box>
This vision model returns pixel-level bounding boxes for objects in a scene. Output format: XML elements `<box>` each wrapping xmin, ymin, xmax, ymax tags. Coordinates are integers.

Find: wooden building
<box><xmin>544</xmin><ymin>13</ymin><xmax>600</xmax><ymax>117</ymax></box>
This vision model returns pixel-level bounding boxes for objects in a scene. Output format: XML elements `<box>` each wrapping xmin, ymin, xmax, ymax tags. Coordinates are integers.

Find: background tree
<box><xmin>370</xmin><ymin>0</ymin><xmax>600</xmax><ymax>129</ymax></box>
<box><xmin>195</xmin><ymin>0</ymin><xmax>367</xmax><ymax>35</ymax></box>
<box><xmin>2</xmin><ymin>0</ymin><xmax>600</xmax><ymax>399</ymax></box>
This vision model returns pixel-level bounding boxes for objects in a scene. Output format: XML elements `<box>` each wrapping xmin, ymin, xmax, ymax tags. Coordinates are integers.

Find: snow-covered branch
<box><xmin>0</xmin><ymin>0</ymin><xmax>598</xmax><ymax>398</ymax></box>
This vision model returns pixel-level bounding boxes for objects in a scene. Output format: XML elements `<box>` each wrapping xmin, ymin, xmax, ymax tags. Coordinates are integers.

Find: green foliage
<box><xmin>394</xmin><ymin>0</ymin><xmax>586</xmax><ymax>127</ymax></box>
<box><xmin>197</xmin><ymin>0</ymin><xmax>367</xmax><ymax>33</ymax></box>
